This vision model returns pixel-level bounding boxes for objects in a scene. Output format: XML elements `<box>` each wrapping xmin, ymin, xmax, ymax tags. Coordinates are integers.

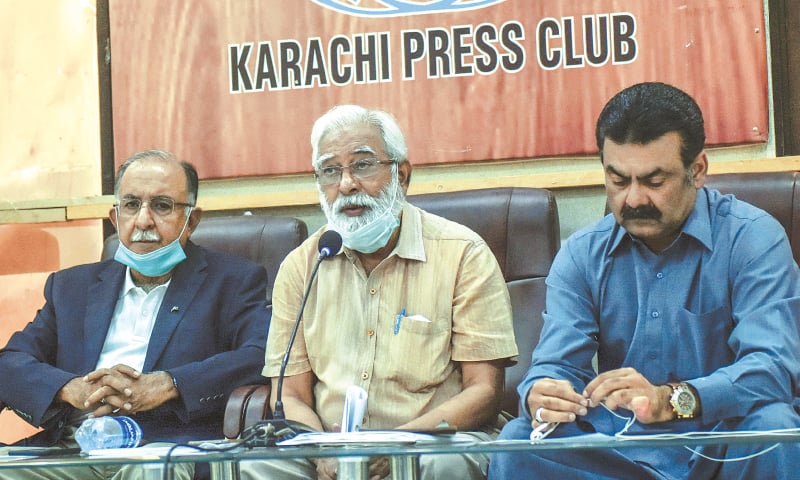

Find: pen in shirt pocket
<box><xmin>394</xmin><ymin>308</ymin><xmax>406</xmax><ymax>335</ymax></box>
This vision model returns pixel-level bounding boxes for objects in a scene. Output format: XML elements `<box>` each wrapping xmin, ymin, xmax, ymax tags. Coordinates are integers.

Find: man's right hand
<box><xmin>56</xmin><ymin>376</ymin><xmax>111</xmax><ymax>416</ymax></box>
<box><xmin>526</xmin><ymin>378</ymin><xmax>588</xmax><ymax>427</ymax></box>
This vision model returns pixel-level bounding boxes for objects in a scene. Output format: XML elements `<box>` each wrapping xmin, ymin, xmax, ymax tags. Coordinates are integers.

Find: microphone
<box><xmin>247</xmin><ymin>230</ymin><xmax>342</xmax><ymax>446</ymax></box>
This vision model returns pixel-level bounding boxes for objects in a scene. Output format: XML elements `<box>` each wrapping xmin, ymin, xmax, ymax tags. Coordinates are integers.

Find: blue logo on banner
<box><xmin>311</xmin><ymin>0</ymin><xmax>507</xmax><ymax>18</ymax></box>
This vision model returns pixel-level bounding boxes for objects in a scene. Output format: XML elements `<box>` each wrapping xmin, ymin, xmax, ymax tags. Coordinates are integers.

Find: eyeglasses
<box><xmin>314</xmin><ymin>158</ymin><xmax>394</xmax><ymax>186</ymax></box>
<box><xmin>114</xmin><ymin>197</ymin><xmax>194</xmax><ymax>218</ymax></box>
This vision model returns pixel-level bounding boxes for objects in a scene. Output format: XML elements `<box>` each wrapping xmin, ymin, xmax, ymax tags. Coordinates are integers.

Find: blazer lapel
<box><xmin>84</xmin><ymin>261</ymin><xmax>126</xmax><ymax>371</ymax></box>
<box><xmin>143</xmin><ymin>242</ymin><xmax>208</xmax><ymax>371</ymax></box>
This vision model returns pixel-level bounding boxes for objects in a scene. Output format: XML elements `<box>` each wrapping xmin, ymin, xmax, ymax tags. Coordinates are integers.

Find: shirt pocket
<box><xmin>674</xmin><ymin>304</ymin><xmax>734</xmax><ymax>378</ymax></box>
<box><xmin>383</xmin><ymin>313</ymin><xmax>452</xmax><ymax>391</ymax></box>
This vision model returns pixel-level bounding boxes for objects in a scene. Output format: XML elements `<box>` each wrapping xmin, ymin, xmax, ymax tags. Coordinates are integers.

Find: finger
<box><xmin>89</xmin><ymin>402</ymin><xmax>120</xmax><ymax>418</ymax></box>
<box><xmin>528</xmin><ymin>384</ymin><xmax>587</xmax><ymax>419</ymax></box>
<box><xmin>599</xmin><ymin>388</ymin><xmax>635</xmax><ymax>411</ymax></box>
<box><xmin>533</xmin><ymin>379</ymin><xmax>586</xmax><ymax>404</ymax></box>
<box><xmin>94</xmin><ymin>373</ymin><xmax>135</xmax><ymax>396</ymax></box>
<box><xmin>84</xmin><ymin>385</ymin><xmax>115</xmax><ymax>408</ymax></box>
<box><xmin>83</xmin><ymin>368</ymin><xmax>116</xmax><ymax>382</ymax></box>
<box><xmin>532</xmin><ymin>406</ymin><xmax>578</xmax><ymax>425</ymax></box>
<box><xmin>585</xmin><ymin>367</ymin><xmax>641</xmax><ymax>399</ymax></box>
<box><xmin>629</xmin><ymin>395</ymin><xmax>653</xmax><ymax>421</ymax></box>
<box><xmin>368</xmin><ymin>456</ymin><xmax>390</xmax><ymax>477</ymax></box>
<box><xmin>111</xmin><ymin>364</ymin><xmax>141</xmax><ymax>379</ymax></box>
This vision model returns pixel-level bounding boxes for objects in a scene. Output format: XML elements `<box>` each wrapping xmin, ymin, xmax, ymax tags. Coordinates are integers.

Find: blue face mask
<box><xmin>337</xmin><ymin>188</ymin><xmax>402</xmax><ymax>254</ymax></box>
<box><xmin>113</xmin><ymin>209</ymin><xmax>193</xmax><ymax>277</ymax></box>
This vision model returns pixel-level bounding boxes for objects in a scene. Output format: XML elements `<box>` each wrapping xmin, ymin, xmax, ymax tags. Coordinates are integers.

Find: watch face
<box><xmin>676</xmin><ymin>391</ymin><xmax>695</xmax><ymax>413</ymax></box>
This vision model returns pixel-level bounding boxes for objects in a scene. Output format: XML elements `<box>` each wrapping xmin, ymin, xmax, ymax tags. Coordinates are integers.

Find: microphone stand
<box><xmin>247</xmin><ymin>234</ymin><xmax>339</xmax><ymax>447</ymax></box>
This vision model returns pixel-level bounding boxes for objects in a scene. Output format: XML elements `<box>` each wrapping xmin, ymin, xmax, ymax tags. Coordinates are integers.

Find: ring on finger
<box><xmin>534</xmin><ymin>406</ymin><xmax>545</xmax><ymax>423</ymax></box>
<box><xmin>100</xmin><ymin>398</ymin><xmax>106</xmax><ymax>405</ymax></box>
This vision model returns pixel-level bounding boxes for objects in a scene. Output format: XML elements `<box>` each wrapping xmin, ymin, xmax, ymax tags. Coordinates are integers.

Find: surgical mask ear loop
<box><xmin>601</xmin><ymin>401</ymin><xmax>789</xmax><ymax>463</ymax></box>
<box><xmin>598</xmin><ymin>402</ymin><xmax>637</xmax><ymax>437</ymax></box>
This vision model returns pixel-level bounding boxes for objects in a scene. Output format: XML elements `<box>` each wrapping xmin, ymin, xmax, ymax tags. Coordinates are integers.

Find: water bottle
<box><xmin>74</xmin><ymin>416</ymin><xmax>143</xmax><ymax>451</ymax></box>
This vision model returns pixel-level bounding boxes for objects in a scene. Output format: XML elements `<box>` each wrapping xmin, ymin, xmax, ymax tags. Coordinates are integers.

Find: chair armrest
<box><xmin>223</xmin><ymin>384</ymin><xmax>273</xmax><ymax>439</ymax></box>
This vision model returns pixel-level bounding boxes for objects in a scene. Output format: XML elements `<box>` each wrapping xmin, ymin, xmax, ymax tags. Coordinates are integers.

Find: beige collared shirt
<box><xmin>265</xmin><ymin>203</ymin><xmax>517</xmax><ymax>431</ymax></box>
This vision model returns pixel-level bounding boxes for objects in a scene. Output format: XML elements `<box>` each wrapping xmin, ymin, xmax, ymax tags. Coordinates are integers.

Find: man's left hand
<box><xmin>582</xmin><ymin>367</ymin><xmax>673</xmax><ymax>423</ymax></box>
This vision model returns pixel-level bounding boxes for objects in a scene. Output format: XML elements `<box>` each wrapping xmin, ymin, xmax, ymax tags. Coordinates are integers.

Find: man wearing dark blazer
<box><xmin>0</xmin><ymin>150</ymin><xmax>270</xmax><ymax>479</ymax></box>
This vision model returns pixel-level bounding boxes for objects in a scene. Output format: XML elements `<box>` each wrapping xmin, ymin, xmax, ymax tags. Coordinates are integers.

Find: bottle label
<box><xmin>114</xmin><ymin>416</ymin><xmax>143</xmax><ymax>448</ymax></box>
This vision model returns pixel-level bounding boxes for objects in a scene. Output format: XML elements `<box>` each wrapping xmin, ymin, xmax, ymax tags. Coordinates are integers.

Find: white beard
<box><xmin>319</xmin><ymin>171</ymin><xmax>405</xmax><ymax>233</ymax></box>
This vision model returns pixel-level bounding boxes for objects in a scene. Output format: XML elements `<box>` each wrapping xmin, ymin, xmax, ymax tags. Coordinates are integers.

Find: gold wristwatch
<box><xmin>668</xmin><ymin>383</ymin><xmax>700</xmax><ymax>419</ymax></box>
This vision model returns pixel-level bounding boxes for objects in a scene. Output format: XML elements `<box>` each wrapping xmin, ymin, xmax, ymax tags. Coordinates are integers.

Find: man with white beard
<box><xmin>241</xmin><ymin>105</ymin><xmax>518</xmax><ymax>480</ymax></box>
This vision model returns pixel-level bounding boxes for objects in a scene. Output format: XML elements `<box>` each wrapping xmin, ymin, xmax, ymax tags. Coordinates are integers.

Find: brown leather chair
<box><xmin>222</xmin><ymin>187</ymin><xmax>561</xmax><ymax>438</ymax></box>
<box><xmin>704</xmin><ymin>171</ymin><xmax>800</xmax><ymax>264</ymax></box>
<box><xmin>102</xmin><ymin>214</ymin><xmax>308</xmax><ymax>303</ymax></box>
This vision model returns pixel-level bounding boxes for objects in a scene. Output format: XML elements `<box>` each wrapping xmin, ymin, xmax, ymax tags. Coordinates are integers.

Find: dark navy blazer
<box><xmin>0</xmin><ymin>241</ymin><xmax>270</xmax><ymax>445</ymax></box>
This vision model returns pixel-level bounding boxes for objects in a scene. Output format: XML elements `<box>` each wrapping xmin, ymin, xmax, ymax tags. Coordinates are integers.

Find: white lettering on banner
<box><xmin>401</xmin><ymin>22</ymin><xmax>525</xmax><ymax>80</ymax></box>
<box><xmin>229</xmin><ymin>32</ymin><xmax>392</xmax><ymax>93</ymax></box>
<box><xmin>228</xmin><ymin>13</ymin><xmax>638</xmax><ymax>94</ymax></box>
<box><xmin>537</xmin><ymin>13</ymin><xmax>637</xmax><ymax>70</ymax></box>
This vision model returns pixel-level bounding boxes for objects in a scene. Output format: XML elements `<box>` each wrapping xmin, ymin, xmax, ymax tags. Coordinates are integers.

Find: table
<box><xmin>3</xmin><ymin>430</ymin><xmax>800</xmax><ymax>480</ymax></box>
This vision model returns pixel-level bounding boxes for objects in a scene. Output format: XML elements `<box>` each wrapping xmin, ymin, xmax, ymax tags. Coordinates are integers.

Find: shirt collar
<box><xmin>120</xmin><ymin>267</ymin><xmax>171</xmax><ymax>297</ymax></box>
<box><xmin>393</xmin><ymin>202</ymin><xmax>426</xmax><ymax>262</ymax></box>
<box><xmin>337</xmin><ymin>202</ymin><xmax>426</xmax><ymax>263</ymax></box>
<box><xmin>608</xmin><ymin>188</ymin><xmax>713</xmax><ymax>255</ymax></box>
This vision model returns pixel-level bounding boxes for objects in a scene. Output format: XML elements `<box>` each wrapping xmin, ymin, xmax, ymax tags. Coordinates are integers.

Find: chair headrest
<box><xmin>408</xmin><ymin>187</ymin><xmax>560</xmax><ymax>281</ymax></box>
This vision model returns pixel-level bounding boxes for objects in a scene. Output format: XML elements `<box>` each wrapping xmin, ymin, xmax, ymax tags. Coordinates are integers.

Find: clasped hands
<box><xmin>58</xmin><ymin>364</ymin><xmax>178</xmax><ymax>417</ymax></box>
<box><xmin>312</xmin><ymin>423</ymin><xmax>390</xmax><ymax>480</ymax></box>
<box><xmin>527</xmin><ymin>367</ymin><xmax>675</xmax><ymax>428</ymax></box>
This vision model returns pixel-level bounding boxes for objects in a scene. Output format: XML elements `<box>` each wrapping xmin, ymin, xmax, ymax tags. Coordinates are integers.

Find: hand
<box><xmin>57</xmin><ymin>376</ymin><xmax>106</xmax><ymax>414</ymax></box>
<box><xmin>315</xmin><ymin>457</ymin><xmax>337</xmax><ymax>480</ymax></box>
<box><xmin>83</xmin><ymin>365</ymin><xmax>178</xmax><ymax>415</ymax></box>
<box><xmin>368</xmin><ymin>456</ymin><xmax>390</xmax><ymax>479</ymax></box>
<box><xmin>526</xmin><ymin>378</ymin><xmax>588</xmax><ymax>427</ymax></box>
<box><xmin>314</xmin><ymin>456</ymin><xmax>390</xmax><ymax>480</ymax></box>
<box><xmin>582</xmin><ymin>367</ymin><xmax>673</xmax><ymax>423</ymax></box>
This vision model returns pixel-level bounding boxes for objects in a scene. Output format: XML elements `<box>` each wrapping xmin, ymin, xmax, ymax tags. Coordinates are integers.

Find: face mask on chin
<box><xmin>338</xmin><ymin>198</ymin><xmax>401</xmax><ymax>253</ymax></box>
<box><xmin>113</xmin><ymin>208</ymin><xmax>193</xmax><ymax>277</ymax></box>
<box><xmin>322</xmin><ymin>173</ymin><xmax>404</xmax><ymax>254</ymax></box>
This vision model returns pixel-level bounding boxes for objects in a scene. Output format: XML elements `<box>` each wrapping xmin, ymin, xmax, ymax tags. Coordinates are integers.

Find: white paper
<box><xmin>277</xmin><ymin>430</ymin><xmax>437</xmax><ymax>446</ymax></box>
<box><xmin>83</xmin><ymin>445</ymin><xmax>227</xmax><ymax>457</ymax></box>
<box><xmin>341</xmin><ymin>385</ymin><xmax>368</xmax><ymax>432</ymax></box>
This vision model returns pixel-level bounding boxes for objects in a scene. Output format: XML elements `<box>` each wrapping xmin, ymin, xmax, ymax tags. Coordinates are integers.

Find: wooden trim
<box><xmin>3</xmin><ymin>156</ymin><xmax>800</xmax><ymax>225</ymax></box>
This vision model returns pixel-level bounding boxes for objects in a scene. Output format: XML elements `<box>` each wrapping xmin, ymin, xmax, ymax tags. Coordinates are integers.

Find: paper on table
<box><xmin>277</xmin><ymin>430</ymin><xmax>439</xmax><ymax>446</ymax></box>
<box><xmin>82</xmin><ymin>445</ymin><xmax>224</xmax><ymax>457</ymax></box>
<box><xmin>341</xmin><ymin>385</ymin><xmax>368</xmax><ymax>433</ymax></box>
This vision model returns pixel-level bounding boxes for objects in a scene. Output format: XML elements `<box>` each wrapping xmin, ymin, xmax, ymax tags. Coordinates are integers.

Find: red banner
<box><xmin>109</xmin><ymin>0</ymin><xmax>768</xmax><ymax>179</ymax></box>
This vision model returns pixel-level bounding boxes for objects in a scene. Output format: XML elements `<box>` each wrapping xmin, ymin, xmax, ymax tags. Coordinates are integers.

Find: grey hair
<box><xmin>310</xmin><ymin>105</ymin><xmax>408</xmax><ymax>169</ymax></box>
<box><xmin>114</xmin><ymin>150</ymin><xmax>198</xmax><ymax>205</ymax></box>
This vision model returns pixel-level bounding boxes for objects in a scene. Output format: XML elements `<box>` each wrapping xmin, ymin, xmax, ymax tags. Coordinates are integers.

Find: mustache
<box><xmin>131</xmin><ymin>229</ymin><xmax>161</xmax><ymax>242</ymax></box>
<box><xmin>621</xmin><ymin>205</ymin><xmax>662</xmax><ymax>220</ymax></box>
<box><xmin>333</xmin><ymin>192</ymin><xmax>379</xmax><ymax>213</ymax></box>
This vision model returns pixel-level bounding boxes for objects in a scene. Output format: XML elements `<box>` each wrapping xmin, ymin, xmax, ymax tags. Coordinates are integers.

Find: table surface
<box><xmin>3</xmin><ymin>429</ymin><xmax>800</xmax><ymax>470</ymax></box>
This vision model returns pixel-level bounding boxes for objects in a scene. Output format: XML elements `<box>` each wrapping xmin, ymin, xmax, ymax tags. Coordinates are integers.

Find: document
<box><xmin>341</xmin><ymin>385</ymin><xmax>368</xmax><ymax>433</ymax></box>
<box><xmin>277</xmin><ymin>430</ymin><xmax>441</xmax><ymax>446</ymax></box>
<box><xmin>81</xmin><ymin>443</ymin><xmax>237</xmax><ymax>457</ymax></box>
